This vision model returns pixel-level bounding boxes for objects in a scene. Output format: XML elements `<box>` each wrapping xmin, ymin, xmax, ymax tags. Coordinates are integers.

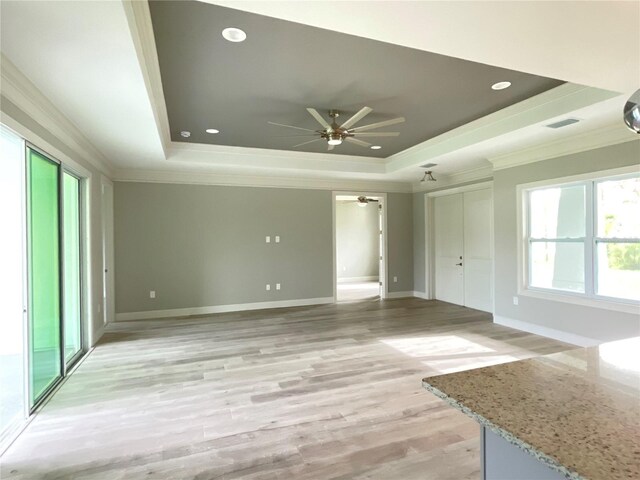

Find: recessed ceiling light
<box><xmin>491</xmin><ymin>81</ymin><xmax>512</xmax><ymax>91</ymax></box>
<box><xmin>180</xmin><ymin>131</ymin><xmax>191</xmax><ymax>138</ymax></box>
<box><xmin>370</xmin><ymin>145</ymin><xmax>382</xmax><ymax>150</ymax></box>
<box><xmin>222</xmin><ymin>27</ymin><xmax>246</xmax><ymax>43</ymax></box>
<box><xmin>205</xmin><ymin>128</ymin><xmax>220</xmax><ymax>134</ymax></box>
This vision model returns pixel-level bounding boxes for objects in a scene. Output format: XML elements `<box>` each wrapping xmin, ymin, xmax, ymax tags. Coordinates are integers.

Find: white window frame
<box><xmin>517</xmin><ymin>165</ymin><xmax>640</xmax><ymax>314</ymax></box>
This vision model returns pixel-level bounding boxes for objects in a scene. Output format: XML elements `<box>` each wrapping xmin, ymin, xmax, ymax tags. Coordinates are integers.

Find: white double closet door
<box><xmin>434</xmin><ymin>188</ymin><xmax>493</xmax><ymax>312</ymax></box>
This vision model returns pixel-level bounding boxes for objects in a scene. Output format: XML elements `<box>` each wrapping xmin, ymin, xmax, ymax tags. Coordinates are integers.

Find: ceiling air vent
<box><xmin>545</xmin><ymin>118</ymin><xmax>580</xmax><ymax>129</ymax></box>
<box><xmin>420</xmin><ymin>163</ymin><xmax>438</xmax><ymax>168</ymax></box>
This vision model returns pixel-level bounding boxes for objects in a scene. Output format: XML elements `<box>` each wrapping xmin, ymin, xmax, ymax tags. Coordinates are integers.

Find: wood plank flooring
<box><xmin>1</xmin><ymin>298</ymin><xmax>570</xmax><ymax>479</ymax></box>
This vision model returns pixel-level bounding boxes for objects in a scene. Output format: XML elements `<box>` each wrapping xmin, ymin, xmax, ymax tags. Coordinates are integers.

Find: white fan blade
<box><xmin>328</xmin><ymin>144</ymin><xmax>335</xmax><ymax>151</ymax></box>
<box><xmin>340</xmin><ymin>106</ymin><xmax>373</xmax><ymax>130</ymax></box>
<box><xmin>353</xmin><ymin>132</ymin><xmax>400</xmax><ymax>137</ymax></box>
<box><xmin>306</xmin><ymin>108</ymin><xmax>331</xmax><ymax>129</ymax></box>
<box><xmin>275</xmin><ymin>134</ymin><xmax>319</xmax><ymax>137</ymax></box>
<box><xmin>268</xmin><ymin>121</ymin><xmax>317</xmax><ymax>132</ymax></box>
<box><xmin>292</xmin><ymin>138</ymin><xmax>322</xmax><ymax>148</ymax></box>
<box><xmin>348</xmin><ymin>117</ymin><xmax>405</xmax><ymax>132</ymax></box>
<box><xmin>345</xmin><ymin>137</ymin><xmax>371</xmax><ymax>148</ymax></box>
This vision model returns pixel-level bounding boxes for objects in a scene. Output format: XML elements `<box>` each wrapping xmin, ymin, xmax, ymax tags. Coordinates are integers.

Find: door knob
<box><xmin>455</xmin><ymin>262</ymin><xmax>463</xmax><ymax>266</ymax></box>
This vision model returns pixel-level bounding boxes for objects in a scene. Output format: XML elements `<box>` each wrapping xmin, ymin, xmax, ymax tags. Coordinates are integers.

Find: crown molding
<box><xmin>113</xmin><ymin>168</ymin><xmax>413</xmax><ymax>193</ymax></box>
<box><xmin>488</xmin><ymin>123</ymin><xmax>638</xmax><ymax>170</ymax></box>
<box><xmin>0</xmin><ymin>53</ymin><xmax>114</xmax><ymax>177</ymax></box>
<box><xmin>169</xmin><ymin>141</ymin><xmax>386</xmax><ymax>173</ymax></box>
<box><xmin>412</xmin><ymin>164</ymin><xmax>494</xmax><ymax>192</ymax></box>
<box><xmin>122</xmin><ymin>0</ymin><xmax>170</xmax><ymax>158</ymax></box>
<box><xmin>385</xmin><ymin>84</ymin><xmax>621</xmax><ymax>173</ymax></box>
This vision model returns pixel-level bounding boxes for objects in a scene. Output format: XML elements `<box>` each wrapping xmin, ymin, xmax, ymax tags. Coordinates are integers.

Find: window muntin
<box><xmin>525</xmin><ymin>173</ymin><xmax>639</xmax><ymax>304</ymax></box>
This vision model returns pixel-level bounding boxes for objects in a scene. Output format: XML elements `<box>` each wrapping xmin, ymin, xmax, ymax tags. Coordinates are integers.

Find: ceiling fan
<box><xmin>268</xmin><ymin>107</ymin><xmax>405</xmax><ymax>150</ymax></box>
<box><xmin>356</xmin><ymin>196</ymin><xmax>379</xmax><ymax>207</ymax></box>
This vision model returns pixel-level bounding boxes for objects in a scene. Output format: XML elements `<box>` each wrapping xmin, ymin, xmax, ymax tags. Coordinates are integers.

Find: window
<box><xmin>522</xmin><ymin>169</ymin><xmax>639</xmax><ymax>305</ymax></box>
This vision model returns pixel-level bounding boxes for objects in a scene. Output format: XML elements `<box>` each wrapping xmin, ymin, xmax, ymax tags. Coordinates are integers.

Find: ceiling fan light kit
<box><xmin>268</xmin><ymin>106</ymin><xmax>405</xmax><ymax>151</ymax></box>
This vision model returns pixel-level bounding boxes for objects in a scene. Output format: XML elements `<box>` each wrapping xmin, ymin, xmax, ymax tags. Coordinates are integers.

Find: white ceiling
<box><xmin>0</xmin><ymin>0</ymin><xmax>164</xmax><ymax>167</ymax></box>
<box><xmin>1</xmin><ymin>0</ymin><xmax>638</xmax><ymax>190</ymax></box>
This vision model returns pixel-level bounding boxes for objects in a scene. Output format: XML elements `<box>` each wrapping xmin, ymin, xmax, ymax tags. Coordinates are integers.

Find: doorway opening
<box><xmin>334</xmin><ymin>193</ymin><xmax>386</xmax><ymax>302</ymax></box>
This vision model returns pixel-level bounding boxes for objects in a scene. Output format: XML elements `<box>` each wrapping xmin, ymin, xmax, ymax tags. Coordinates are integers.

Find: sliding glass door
<box><xmin>1</xmin><ymin>127</ymin><xmax>86</xmax><ymax>446</ymax></box>
<box><xmin>27</xmin><ymin>147</ymin><xmax>62</xmax><ymax>406</ymax></box>
<box><xmin>63</xmin><ymin>172</ymin><xmax>82</xmax><ymax>364</ymax></box>
<box><xmin>0</xmin><ymin>126</ymin><xmax>27</xmax><ymax>440</ymax></box>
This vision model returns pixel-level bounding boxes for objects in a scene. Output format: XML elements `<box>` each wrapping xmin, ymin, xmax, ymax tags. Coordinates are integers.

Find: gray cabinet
<box><xmin>481</xmin><ymin>427</ymin><xmax>566</xmax><ymax>480</ymax></box>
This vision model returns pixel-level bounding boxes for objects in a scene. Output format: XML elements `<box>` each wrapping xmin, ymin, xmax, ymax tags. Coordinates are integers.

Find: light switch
<box><xmin>393</xmin><ymin>276</ymin><xmax>398</xmax><ymax>283</ymax></box>
<box><xmin>513</xmin><ymin>296</ymin><xmax>519</xmax><ymax>306</ymax></box>
<box><xmin>265</xmin><ymin>236</ymin><xmax>271</xmax><ymax>243</ymax></box>
<box><xmin>266</xmin><ymin>284</ymin><xmax>271</xmax><ymax>291</ymax></box>
<box><xmin>275</xmin><ymin>235</ymin><xmax>280</xmax><ymax>243</ymax></box>
<box><xmin>276</xmin><ymin>283</ymin><xmax>281</xmax><ymax>290</ymax></box>
<box><xmin>150</xmin><ymin>290</ymin><xmax>156</xmax><ymax>299</ymax></box>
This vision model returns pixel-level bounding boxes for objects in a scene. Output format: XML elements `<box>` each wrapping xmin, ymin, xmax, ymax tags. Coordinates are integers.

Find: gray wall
<box><xmin>114</xmin><ymin>182</ymin><xmax>334</xmax><ymax>313</ymax></box>
<box><xmin>387</xmin><ymin>193</ymin><xmax>414</xmax><ymax>292</ymax></box>
<box><xmin>494</xmin><ymin>140</ymin><xmax>640</xmax><ymax>342</ymax></box>
<box><xmin>336</xmin><ymin>201</ymin><xmax>379</xmax><ymax>280</ymax></box>
<box><xmin>114</xmin><ymin>184</ymin><xmax>416</xmax><ymax>313</ymax></box>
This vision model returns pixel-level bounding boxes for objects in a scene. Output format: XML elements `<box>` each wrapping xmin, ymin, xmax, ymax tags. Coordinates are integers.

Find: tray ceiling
<box><xmin>149</xmin><ymin>1</ymin><xmax>564</xmax><ymax>158</ymax></box>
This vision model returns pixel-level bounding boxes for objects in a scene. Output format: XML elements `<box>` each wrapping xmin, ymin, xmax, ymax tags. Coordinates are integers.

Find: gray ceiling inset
<box><xmin>149</xmin><ymin>1</ymin><xmax>564</xmax><ymax>158</ymax></box>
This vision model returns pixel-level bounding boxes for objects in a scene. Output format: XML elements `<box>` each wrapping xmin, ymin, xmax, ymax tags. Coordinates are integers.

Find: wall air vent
<box><xmin>420</xmin><ymin>163</ymin><xmax>438</xmax><ymax>168</ymax></box>
<box><xmin>545</xmin><ymin>118</ymin><xmax>580</xmax><ymax>129</ymax></box>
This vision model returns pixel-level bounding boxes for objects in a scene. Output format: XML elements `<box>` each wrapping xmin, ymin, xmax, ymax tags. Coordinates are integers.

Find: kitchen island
<box><xmin>423</xmin><ymin>337</ymin><xmax>640</xmax><ymax>480</ymax></box>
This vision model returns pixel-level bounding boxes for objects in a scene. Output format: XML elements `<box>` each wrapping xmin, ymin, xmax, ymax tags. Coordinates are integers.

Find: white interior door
<box><xmin>463</xmin><ymin>189</ymin><xmax>493</xmax><ymax>312</ymax></box>
<box><xmin>435</xmin><ymin>194</ymin><xmax>464</xmax><ymax>305</ymax></box>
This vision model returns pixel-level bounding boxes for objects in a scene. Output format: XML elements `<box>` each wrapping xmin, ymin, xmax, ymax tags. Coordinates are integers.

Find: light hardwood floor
<box><xmin>336</xmin><ymin>281</ymin><xmax>380</xmax><ymax>301</ymax></box>
<box><xmin>1</xmin><ymin>298</ymin><xmax>570</xmax><ymax>479</ymax></box>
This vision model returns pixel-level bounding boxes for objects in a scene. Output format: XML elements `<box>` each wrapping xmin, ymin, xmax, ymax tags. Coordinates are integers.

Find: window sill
<box><xmin>518</xmin><ymin>288</ymin><xmax>640</xmax><ymax>315</ymax></box>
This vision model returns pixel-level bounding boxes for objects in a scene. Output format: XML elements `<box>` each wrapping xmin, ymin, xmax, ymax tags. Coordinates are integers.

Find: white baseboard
<box><xmin>493</xmin><ymin>315</ymin><xmax>600</xmax><ymax>347</ymax></box>
<box><xmin>386</xmin><ymin>291</ymin><xmax>415</xmax><ymax>299</ymax></box>
<box><xmin>115</xmin><ymin>297</ymin><xmax>335</xmax><ymax>322</ymax></box>
<box><xmin>337</xmin><ymin>276</ymin><xmax>379</xmax><ymax>283</ymax></box>
<box><xmin>412</xmin><ymin>291</ymin><xmax>431</xmax><ymax>300</ymax></box>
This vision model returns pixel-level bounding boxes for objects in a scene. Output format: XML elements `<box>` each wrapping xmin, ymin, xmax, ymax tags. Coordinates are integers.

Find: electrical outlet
<box><xmin>276</xmin><ymin>283</ymin><xmax>281</xmax><ymax>290</ymax></box>
<box><xmin>265</xmin><ymin>236</ymin><xmax>270</xmax><ymax>243</ymax></box>
<box><xmin>393</xmin><ymin>276</ymin><xmax>398</xmax><ymax>283</ymax></box>
<box><xmin>275</xmin><ymin>235</ymin><xmax>280</xmax><ymax>243</ymax></box>
<box><xmin>513</xmin><ymin>296</ymin><xmax>519</xmax><ymax>306</ymax></box>
<box><xmin>266</xmin><ymin>284</ymin><xmax>271</xmax><ymax>291</ymax></box>
<box><xmin>150</xmin><ymin>290</ymin><xmax>156</xmax><ymax>299</ymax></box>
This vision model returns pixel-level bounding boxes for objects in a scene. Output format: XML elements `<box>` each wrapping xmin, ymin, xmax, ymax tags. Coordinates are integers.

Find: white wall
<box><xmin>336</xmin><ymin>201</ymin><xmax>379</xmax><ymax>281</ymax></box>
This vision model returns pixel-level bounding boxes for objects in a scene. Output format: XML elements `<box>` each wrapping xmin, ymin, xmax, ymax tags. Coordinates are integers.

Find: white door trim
<box><xmin>332</xmin><ymin>191</ymin><xmax>388</xmax><ymax>300</ymax></box>
<box><xmin>101</xmin><ymin>176</ymin><xmax>115</xmax><ymax>326</ymax></box>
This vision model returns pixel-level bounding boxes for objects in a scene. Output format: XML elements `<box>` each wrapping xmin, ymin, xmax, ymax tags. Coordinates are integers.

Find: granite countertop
<box><xmin>422</xmin><ymin>337</ymin><xmax>640</xmax><ymax>480</ymax></box>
